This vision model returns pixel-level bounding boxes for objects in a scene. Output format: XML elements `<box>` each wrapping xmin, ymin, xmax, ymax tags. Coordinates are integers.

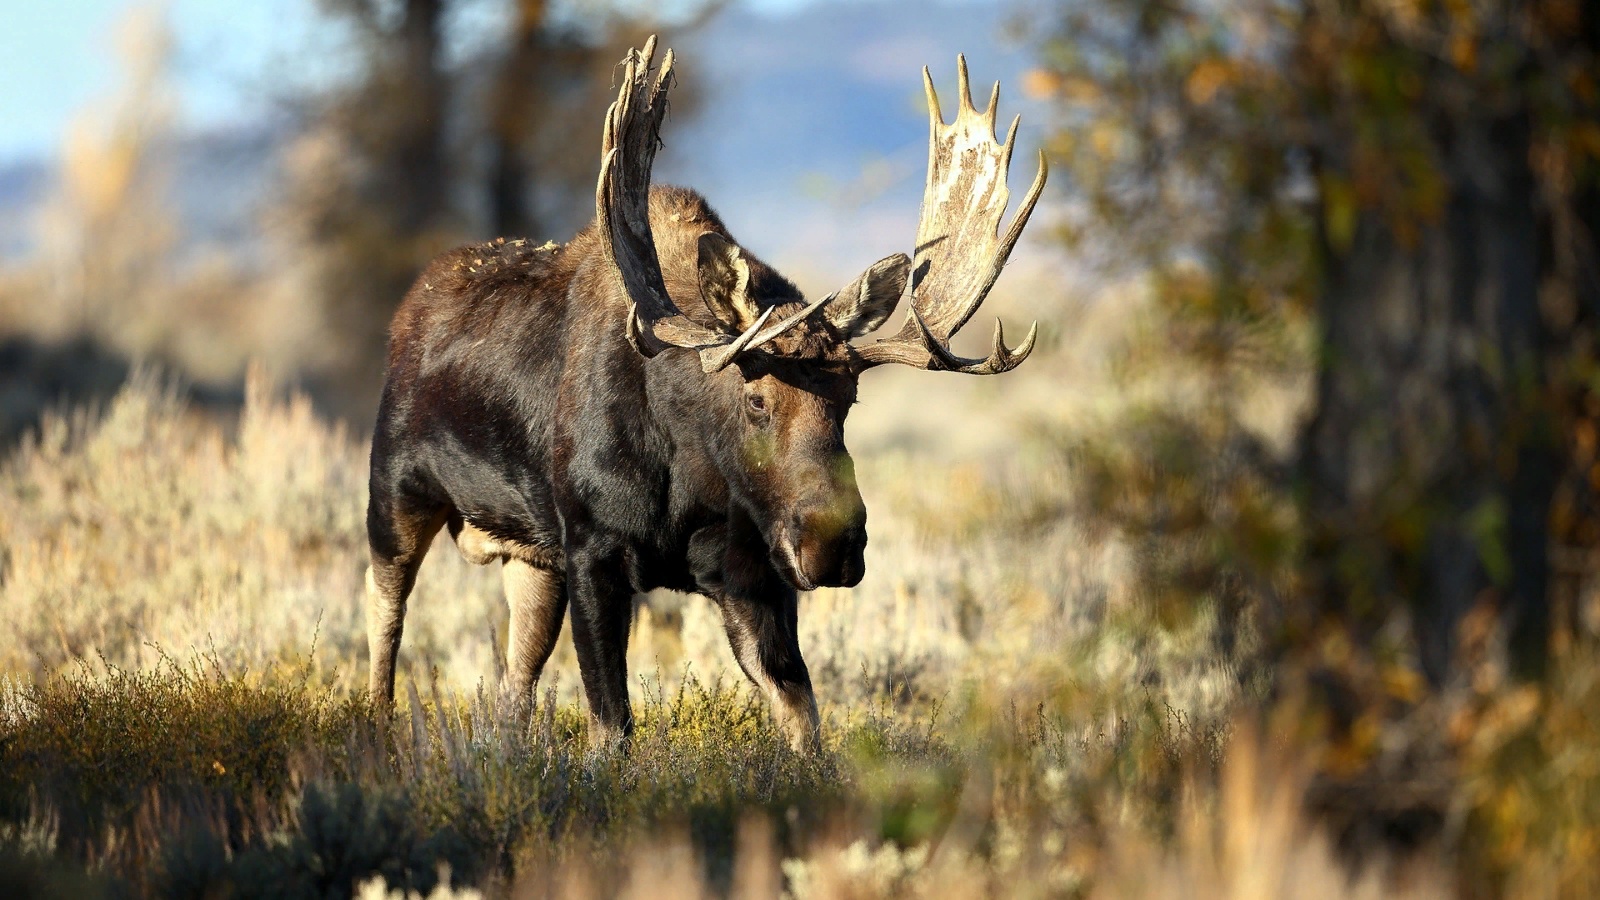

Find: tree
<box><xmin>1297</xmin><ymin>1</ymin><xmax>1600</xmax><ymax>683</ymax></box>
<box><xmin>272</xmin><ymin>0</ymin><xmax>710</xmax><ymax>416</ymax></box>
<box><xmin>1033</xmin><ymin>0</ymin><xmax>1600</xmax><ymax>685</ymax></box>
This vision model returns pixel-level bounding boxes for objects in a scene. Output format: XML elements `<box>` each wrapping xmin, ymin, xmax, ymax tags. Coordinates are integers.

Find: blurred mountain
<box><xmin>0</xmin><ymin>157</ymin><xmax>50</xmax><ymax>260</ymax></box>
<box><xmin>0</xmin><ymin>125</ymin><xmax>280</xmax><ymax>264</ymax></box>
<box><xmin>0</xmin><ymin>0</ymin><xmax>1038</xmax><ymax>284</ymax></box>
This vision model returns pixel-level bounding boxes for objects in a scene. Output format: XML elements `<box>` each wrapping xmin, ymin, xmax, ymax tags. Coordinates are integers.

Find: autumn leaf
<box><xmin>1185</xmin><ymin>58</ymin><xmax>1235</xmax><ymax>106</ymax></box>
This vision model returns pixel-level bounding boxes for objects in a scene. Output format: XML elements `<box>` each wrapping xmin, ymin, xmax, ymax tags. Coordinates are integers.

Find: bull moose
<box><xmin>364</xmin><ymin>37</ymin><xmax>1046</xmax><ymax>751</ymax></box>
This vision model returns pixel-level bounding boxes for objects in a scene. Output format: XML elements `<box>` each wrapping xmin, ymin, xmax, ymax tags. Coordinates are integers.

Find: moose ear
<box><xmin>825</xmin><ymin>253</ymin><xmax>911</xmax><ymax>340</ymax></box>
<box><xmin>697</xmin><ymin>233</ymin><xmax>763</xmax><ymax>332</ymax></box>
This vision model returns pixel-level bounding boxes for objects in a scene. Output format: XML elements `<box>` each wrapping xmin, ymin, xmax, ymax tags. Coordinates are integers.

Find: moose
<box><xmin>364</xmin><ymin>37</ymin><xmax>1046</xmax><ymax>751</ymax></box>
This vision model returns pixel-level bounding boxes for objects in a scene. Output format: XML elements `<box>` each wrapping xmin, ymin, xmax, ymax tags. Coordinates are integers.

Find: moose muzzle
<box><xmin>774</xmin><ymin>488</ymin><xmax>867</xmax><ymax>591</ymax></box>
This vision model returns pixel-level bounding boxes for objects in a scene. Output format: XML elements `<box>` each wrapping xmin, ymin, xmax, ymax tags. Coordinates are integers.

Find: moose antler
<box><xmin>596</xmin><ymin>38</ymin><xmax>723</xmax><ymax>360</ymax></box>
<box><xmin>854</xmin><ymin>56</ymin><xmax>1047</xmax><ymax>374</ymax></box>
<box><xmin>598</xmin><ymin>37</ymin><xmax>826</xmax><ymax>373</ymax></box>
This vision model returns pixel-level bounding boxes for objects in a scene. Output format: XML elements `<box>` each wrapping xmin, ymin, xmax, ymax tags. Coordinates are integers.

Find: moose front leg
<box><xmin>716</xmin><ymin>590</ymin><xmax>821</xmax><ymax>753</ymax></box>
<box><xmin>566</xmin><ymin>540</ymin><xmax>635</xmax><ymax>749</ymax></box>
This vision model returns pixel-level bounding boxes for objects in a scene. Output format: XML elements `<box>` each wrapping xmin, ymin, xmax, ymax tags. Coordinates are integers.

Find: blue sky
<box><xmin>0</xmin><ymin>0</ymin><xmax>838</xmax><ymax>164</ymax></box>
<box><xmin>2</xmin><ymin>0</ymin><xmax>317</xmax><ymax>162</ymax></box>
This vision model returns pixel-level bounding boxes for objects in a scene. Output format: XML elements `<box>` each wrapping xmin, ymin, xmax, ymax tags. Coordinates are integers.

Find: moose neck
<box><xmin>639</xmin><ymin>345</ymin><xmax>745</xmax><ymax>513</ymax></box>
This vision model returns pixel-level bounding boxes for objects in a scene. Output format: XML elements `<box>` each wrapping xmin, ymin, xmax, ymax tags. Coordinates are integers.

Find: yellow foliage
<box><xmin>1089</xmin><ymin>118</ymin><xmax>1123</xmax><ymax>161</ymax></box>
<box><xmin>1184</xmin><ymin>58</ymin><xmax>1237</xmax><ymax>107</ymax></box>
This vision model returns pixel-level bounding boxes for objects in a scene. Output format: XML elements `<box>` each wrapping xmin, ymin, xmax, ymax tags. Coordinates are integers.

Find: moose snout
<box><xmin>783</xmin><ymin>494</ymin><xmax>867</xmax><ymax>590</ymax></box>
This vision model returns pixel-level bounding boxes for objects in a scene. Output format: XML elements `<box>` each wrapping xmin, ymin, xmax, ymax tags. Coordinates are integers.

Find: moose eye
<box><xmin>747</xmin><ymin>394</ymin><xmax>767</xmax><ymax>414</ymax></box>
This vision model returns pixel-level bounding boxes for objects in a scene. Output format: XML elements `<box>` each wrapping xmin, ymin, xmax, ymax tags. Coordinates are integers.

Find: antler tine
<box><xmin>923</xmin><ymin>66</ymin><xmax>944</xmax><ymax>128</ymax></box>
<box><xmin>956</xmin><ymin>54</ymin><xmax>973</xmax><ymax>116</ymax></box>
<box><xmin>854</xmin><ymin>57</ymin><xmax>1047</xmax><ymax>375</ymax></box>
<box><xmin>915</xmin><ymin>310</ymin><xmax>1036</xmax><ymax>374</ymax></box>
<box><xmin>695</xmin><ymin>306</ymin><xmax>777</xmax><ymax>373</ymax></box>
<box><xmin>1001</xmin><ymin>150</ymin><xmax>1049</xmax><ymax>274</ymax></box>
<box><xmin>698</xmin><ymin>293</ymin><xmax>833</xmax><ymax>372</ymax></box>
<box><xmin>1001</xmin><ymin>114</ymin><xmax>1019</xmax><ymax>171</ymax></box>
<box><xmin>749</xmin><ymin>292</ymin><xmax>833</xmax><ymax>347</ymax></box>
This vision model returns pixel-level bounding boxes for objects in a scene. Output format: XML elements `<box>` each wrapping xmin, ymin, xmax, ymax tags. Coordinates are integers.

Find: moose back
<box><xmin>364</xmin><ymin>37</ymin><xmax>1046</xmax><ymax>751</ymax></box>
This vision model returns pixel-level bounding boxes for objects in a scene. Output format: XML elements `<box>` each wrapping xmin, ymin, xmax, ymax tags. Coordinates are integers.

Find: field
<box><xmin>4</xmin><ymin>269</ymin><xmax>1594</xmax><ymax>899</ymax></box>
<box><xmin>0</xmin><ymin>274</ymin><xmax>1232</xmax><ymax>895</ymax></box>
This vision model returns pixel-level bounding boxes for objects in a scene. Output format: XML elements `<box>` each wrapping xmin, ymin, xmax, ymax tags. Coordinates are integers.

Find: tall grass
<box><xmin>0</xmin><ymin>344</ymin><xmax>1595</xmax><ymax>897</ymax></box>
<box><xmin>0</xmin><ymin>368</ymin><xmax>1434</xmax><ymax>899</ymax></box>
<box><xmin>9</xmin><ymin>651</ymin><xmax>1526</xmax><ymax>897</ymax></box>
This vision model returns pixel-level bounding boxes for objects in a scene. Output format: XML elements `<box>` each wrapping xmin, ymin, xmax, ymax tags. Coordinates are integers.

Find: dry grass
<box><xmin>0</xmin><ymin>322</ymin><xmax>1451</xmax><ymax>898</ymax></box>
<box><xmin>7</xmin><ymin>266</ymin><xmax>1596</xmax><ymax>899</ymax></box>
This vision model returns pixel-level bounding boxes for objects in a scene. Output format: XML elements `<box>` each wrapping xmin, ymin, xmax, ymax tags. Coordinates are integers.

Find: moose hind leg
<box><xmin>717</xmin><ymin>593</ymin><xmax>821</xmax><ymax>753</ymax></box>
<box><xmin>365</xmin><ymin>503</ymin><xmax>447</xmax><ymax>707</ymax></box>
<box><xmin>501</xmin><ymin>559</ymin><xmax>567</xmax><ymax>715</ymax></box>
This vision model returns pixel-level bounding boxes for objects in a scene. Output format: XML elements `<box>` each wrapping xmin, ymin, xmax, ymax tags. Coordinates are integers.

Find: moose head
<box><xmin>595</xmin><ymin>37</ymin><xmax>1047</xmax><ymax>593</ymax></box>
